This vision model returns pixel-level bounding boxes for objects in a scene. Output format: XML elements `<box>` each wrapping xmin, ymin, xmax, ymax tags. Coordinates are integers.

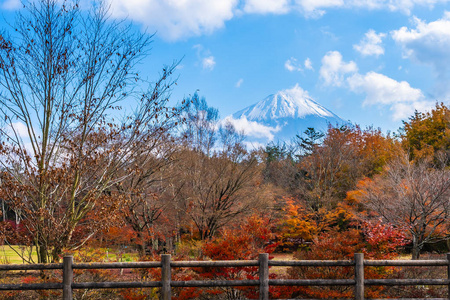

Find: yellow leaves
<box><xmin>323</xmin><ymin>203</ymin><xmax>354</xmax><ymax>226</ymax></box>
<box><xmin>345</xmin><ymin>190</ymin><xmax>364</xmax><ymax>204</ymax></box>
<box><xmin>402</xmin><ymin>102</ymin><xmax>450</xmax><ymax>160</ymax></box>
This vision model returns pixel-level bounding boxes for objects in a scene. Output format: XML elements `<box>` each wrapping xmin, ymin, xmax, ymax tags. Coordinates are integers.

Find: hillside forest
<box><xmin>1</xmin><ymin>1</ymin><xmax>450</xmax><ymax>299</ymax></box>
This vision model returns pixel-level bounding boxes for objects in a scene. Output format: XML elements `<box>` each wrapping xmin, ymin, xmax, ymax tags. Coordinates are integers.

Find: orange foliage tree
<box><xmin>297</xmin><ymin>125</ymin><xmax>400</xmax><ymax>210</ymax></box>
<box><xmin>275</xmin><ymin>198</ymin><xmax>316</xmax><ymax>252</ymax></box>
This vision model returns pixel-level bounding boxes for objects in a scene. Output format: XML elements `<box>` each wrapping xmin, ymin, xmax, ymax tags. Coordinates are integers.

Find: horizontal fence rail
<box><xmin>0</xmin><ymin>253</ymin><xmax>449</xmax><ymax>300</ymax></box>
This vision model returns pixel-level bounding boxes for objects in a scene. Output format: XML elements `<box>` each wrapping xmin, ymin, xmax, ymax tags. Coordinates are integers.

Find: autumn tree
<box><xmin>275</xmin><ymin>198</ymin><xmax>316</xmax><ymax>251</ymax></box>
<box><xmin>402</xmin><ymin>102</ymin><xmax>450</xmax><ymax>160</ymax></box>
<box><xmin>0</xmin><ymin>0</ymin><xmax>179</xmax><ymax>263</ymax></box>
<box><xmin>355</xmin><ymin>155</ymin><xmax>450</xmax><ymax>259</ymax></box>
<box><xmin>297</xmin><ymin>125</ymin><xmax>399</xmax><ymax>210</ymax></box>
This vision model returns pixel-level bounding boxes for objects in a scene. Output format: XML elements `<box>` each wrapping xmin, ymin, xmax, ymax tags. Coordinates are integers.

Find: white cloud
<box><xmin>390</xmin><ymin>101</ymin><xmax>435</xmax><ymax>120</ymax></box>
<box><xmin>295</xmin><ymin>0</ymin><xmax>344</xmax><ymax>17</ymax></box>
<box><xmin>285</xmin><ymin>57</ymin><xmax>303</xmax><ymax>72</ymax></box>
<box><xmin>385</xmin><ymin>0</ymin><xmax>450</xmax><ymax>14</ymax></box>
<box><xmin>347</xmin><ymin>71</ymin><xmax>430</xmax><ymax>120</ymax></box>
<box><xmin>346</xmin><ymin>0</ymin><xmax>385</xmax><ymax>10</ymax></box>
<box><xmin>1</xmin><ymin>0</ymin><xmax>20</xmax><ymax>10</ymax></box>
<box><xmin>1</xmin><ymin>121</ymin><xmax>35</xmax><ymax>154</ymax></box>
<box><xmin>193</xmin><ymin>45</ymin><xmax>216</xmax><ymax>71</ymax></box>
<box><xmin>223</xmin><ymin>115</ymin><xmax>281</xmax><ymax>141</ymax></box>
<box><xmin>348</xmin><ymin>72</ymin><xmax>424</xmax><ymax>105</ymax></box>
<box><xmin>320</xmin><ymin>51</ymin><xmax>358</xmax><ymax>86</ymax></box>
<box><xmin>243</xmin><ymin>141</ymin><xmax>267</xmax><ymax>150</ymax></box>
<box><xmin>392</xmin><ymin>12</ymin><xmax>450</xmax><ymax>74</ymax></box>
<box><xmin>108</xmin><ymin>0</ymin><xmax>237</xmax><ymax>41</ymax></box>
<box><xmin>243</xmin><ymin>0</ymin><xmax>290</xmax><ymax>14</ymax></box>
<box><xmin>235</xmin><ymin>78</ymin><xmax>244</xmax><ymax>87</ymax></box>
<box><xmin>202</xmin><ymin>56</ymin><xmax>216</xmax><ymax>70</ymax></box>
<box><xmin>304</xmin><ymin>58</ymin><xmax>313</xmax><ymax>70</ymax></box>
<box><xmin>9</xmin><ymin>122</ymin><xmax>29</xmax><ymax>138</ymax></box>
<box><xmin>105</xmin><ymin>0</ymin><xmax>450</xmax><ymax>40</ymax></box>
<box><xmin>354</xmin><ymin>30</ymin><xmax>386</xmax><ymax>57</ymax></box>
<box><xmin>296</xmin><ymin>0</ymin><xmax>450</xmax><ymax>16</ymax></box>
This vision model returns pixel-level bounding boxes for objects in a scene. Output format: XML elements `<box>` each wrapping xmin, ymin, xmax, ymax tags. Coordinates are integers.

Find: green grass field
<box><xmin>0</xmin><ymin>245</ymin><xmax>38</xmax><ymax>264</ymax></box>
<box><xmin>0</xmin><ymin>245</ymin><xmax>140</xmax><ymax>264</ymax></box>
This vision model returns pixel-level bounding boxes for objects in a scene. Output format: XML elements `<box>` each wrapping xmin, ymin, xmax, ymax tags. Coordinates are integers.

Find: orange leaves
<box><xmin>297</xmin><ymin>125</ymin><xmax>400</xmax><ymax>211</ymax></box>
<box><xmin>345</xmin><ymin>177</ymin><xmax>373</xmax><ymax>209</ymax></box>
<box><xmin>103</xmin><ymin>225</ymin><xmax>138</xmax><ymax>246</ymax></box>
<box><xmin>350</xmin><ymin>156</ymin><xmax>450</xmax><ymax>259</ymax></box>
<box><xmin>290</xmin><ymin>229</ymin><xmax>363</xmax><ymax>298</ymax></box>
<box><xmin>119</xmin><ymin>289</ymin><xmax>148</xmax><ymax>300</ymax></box>
<box><xmin>276</xmin><ymin>199</ymin><xmax>316</xmax><ymax>251</ymax></box>
<box><xmin>322</xmin><ymin>203</ymin><xmax>355</xmax><ymax>230</ymax></box>
<box><xmin>21</xmin><ymin>275</ymin><xmax>39</xmax><ymax>284</ymax></box>
<box><xmin>275</xmin><ymin>196</ymin><xmax>362</xmax><ymax>252</ymax></box>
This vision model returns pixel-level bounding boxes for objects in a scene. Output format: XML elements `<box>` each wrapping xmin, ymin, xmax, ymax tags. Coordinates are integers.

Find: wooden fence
<box><xmin>0</xmin><ymin>253</ymin><xmax>449</xmax><ymax>300</ymax></box>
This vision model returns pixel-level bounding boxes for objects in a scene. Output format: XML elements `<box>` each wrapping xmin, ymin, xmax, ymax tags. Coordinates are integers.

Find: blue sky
<box><xmin>2</xmin><ymin>0</ymin><xmax>450</xmax><ymax>136</ymax></box>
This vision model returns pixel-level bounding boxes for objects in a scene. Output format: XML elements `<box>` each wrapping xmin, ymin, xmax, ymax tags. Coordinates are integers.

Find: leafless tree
<box><xmin>172</xmin><ymin>95</ymin><xmax>268</xmax><ymax>240</ymax></box>
<box><xmin>0</xmin><ymin>0</ymin><xmax>179</xmax><ymax>263</ymax></box>
<box><xmin>116</xmin><ymin>136</ymin><xmax>181</xmax><ymax>256</ymax></box>
<box><xmin>359</xmin><ymin>155</ymin><xmax>450</xmax><ymax>259</ymax></box>
<box><xmin>174</xmin><ymin>148</ymin><xmax>263</xmax><ymax>240</ymax></box>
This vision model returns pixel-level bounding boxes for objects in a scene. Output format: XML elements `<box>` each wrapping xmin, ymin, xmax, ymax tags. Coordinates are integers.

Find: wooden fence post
<box><xmin>161</xmin><ymin>254</ymin><xmax>171</xmax><ymax>300</ymax></box>
<box><xmin>63</xmin><ymin>255</ymin><xmax>73</xmax><ymax>300</ymax></box>
<box><xmin>259</xmin><ymin>253</ymin><xmax>269</xmax><ymax>300</ymax></box>
<box><xmin>447</xmin><ymin>253</ymin><xmax>450</xmax><ymax>300</ymax></box>
<box><xmin>355</xmin><ymin>253</ymin><xmax>364</xmax><ymax>300</ymax></box>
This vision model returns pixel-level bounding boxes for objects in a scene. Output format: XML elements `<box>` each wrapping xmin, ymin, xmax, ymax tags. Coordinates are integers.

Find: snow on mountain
<box><xmin>226</xmin><ymin>85</ymin><xmax>348</xmax><ymax>146</ymax></box>
<box><xmin>233</xmin><ymin>85</ymin><xmax>335</xmax><ymax>121</ymax></box>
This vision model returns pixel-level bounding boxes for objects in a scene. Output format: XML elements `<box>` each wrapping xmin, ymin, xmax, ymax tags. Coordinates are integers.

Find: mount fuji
<box><xmin>226</xmin><ymin>85</ymin><xmax>348</xmax><ymax>146</ymax></box>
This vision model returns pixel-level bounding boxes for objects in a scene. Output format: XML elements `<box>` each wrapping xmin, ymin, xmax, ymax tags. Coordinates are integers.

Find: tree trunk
<box><xmin>411</xmin><ymin>245</ymin><xmax>421</xmax><ymax>260</ymax></box>
<box><xmin>135</xmin><ymin>231</ymin><xmax>146</xmax><ymax>258</ymax></box>
<box><xmin>37</xmin><ymin>243</ymin><xmax>49</xmax><ymax>264</ymax></box>
<box><xmin>1</xmin><ymin>199</ymin><xmax>5</xmax><ymax>222</ymax></box>
<box><xmin>137</xmin><ymin>243</ymin><xmax>146</xmax><ymax>258</ymax></box>
<box><xmin>411</xmin><ymin>236</ymin><xmax>421</xmax><ymax>260</ymax></box>
<box><xmin>152</xmin><ymin>237</ymin><xmax>158</xmax><ymax>251</ymax></box>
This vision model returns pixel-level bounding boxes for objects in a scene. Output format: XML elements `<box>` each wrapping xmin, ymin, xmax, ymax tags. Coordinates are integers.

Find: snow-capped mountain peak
<box><xmin>233</xmin><ymin>85</ymin><xmax>337</xmax><ymax>121</ymax></box>
<box><xmin>228</xmin><ymin>85</ymin><xmax>348</xmax><ymax>146</ymax></box>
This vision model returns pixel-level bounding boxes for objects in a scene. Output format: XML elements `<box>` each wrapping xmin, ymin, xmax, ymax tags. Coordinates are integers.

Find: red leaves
<box><xmin>363</xmin><ymin>220</ymin><xmax>408</xmax><ymax>259</ymax></box>
<box><xmin>171</xmin><ymin>215</ymin><xmax>277</xmax><ymax>299</ymax></box>
<box><xmin>291</xmin><ymin>228</ymin><xmax>385</xmax><ymax>298</ymax></box>
<box><xmin>21</xmin><ymin>275</ymin><xmax>39</xmax><ymax>284</ymax></box>
<box><xmin>201</xmin><ymin>215</ymin><xmax>276</xmax><ymax>262</ymax></box>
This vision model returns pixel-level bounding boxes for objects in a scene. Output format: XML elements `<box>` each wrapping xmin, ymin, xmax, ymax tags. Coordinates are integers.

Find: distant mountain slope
<box><xmin>227</xmin><ymin>85</ymin><xmax>348</xmax><ymax>146</ymax></box>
